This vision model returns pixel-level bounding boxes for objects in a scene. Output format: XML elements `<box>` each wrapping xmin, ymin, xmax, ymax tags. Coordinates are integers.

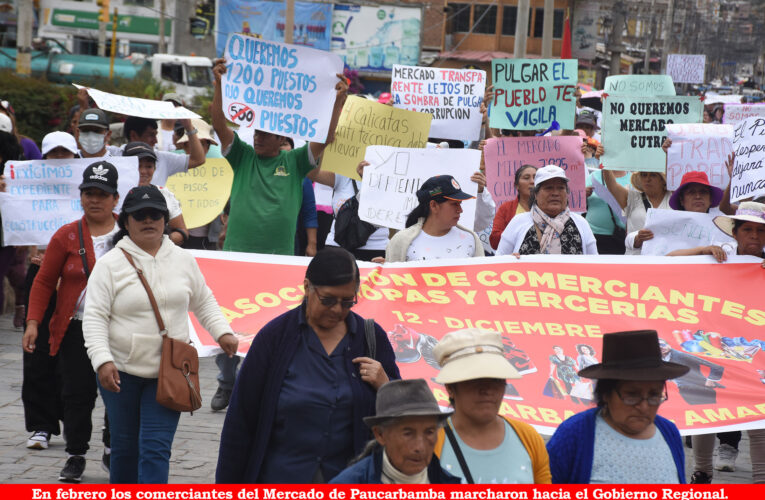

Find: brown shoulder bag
<box><xmin>121</xmin><ymin>249</ymin><xmax>202</xmax><ymax>413</ymax></box>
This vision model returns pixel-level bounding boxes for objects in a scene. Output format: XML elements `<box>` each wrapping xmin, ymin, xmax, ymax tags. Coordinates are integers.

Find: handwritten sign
<box><xmin>666</xmin><ymin>54</ymin><xmax>706</xmax><ymax>84</ymax></box>
<box><xmin>641</xmin><ymin>209</ymin><xmax>734</xmax><ymax>256</ymax></box>
<box><xmin>601</xmin><ymin>95</ymin><xmax>703</xmax><ymax>171</ymax></box>
<box><xmin>722</xmin><ymin>103</ymin><xmax>765</xmax><ymax>127</ymax></box>
<box><xmin>0</xmin><ymin>157</ymin><xmax>139</xmax><ymax>246</ymax></box>
<box><xmin>221</xmin><ymin>33</ymin><xmax>344</xmax><ymax>143</ymax></box>
<box><xmin>490</xmin><ymin>59</ymin><xmax>577</xmax><ymax>130</ymax></box>
<box><xmin>74</xmin><ymin>84</ymin><xmax>200</xmax><ymax>120</ymax></box>
<box><xmin>705</xmin><ymin>93</ymin><xmax>742</xmax><ymax>105</ymax></box>
<box><xmin>391</xmin><ymin>64</ymin><xmax>486</xmax><ymax>142</ymax></box>
<box><xmin>321</xmin><ymin>95</ymin><xmax>432</xmax><ymax>180</ymax></box>
<box><xmin>730</xmin><ymin>117</ymin><xmax>765</xmax><ymax>203</ymax></box>
<box><xmin>165</xmin><ymin>158</ymin><xmax>234</xmax><ymax>229</ymax></box>
<box><xmin>483</xmin><ymin>136</ymin><xmax>587</xmax><ymax>212</ymax></box>
<box><xmin>604</xmin><ymin>75</ymin><xmax>676</xmax><ymax>97</ymax></box>
<box><xmin>358</xmin><ymin>146</ymin><xmax>479</xmax><ymax>230</ymax></box>
<box><xmin>665</xmin><ymin>123</ymin><xmax>733</xmax><ymax>190</ymax></box>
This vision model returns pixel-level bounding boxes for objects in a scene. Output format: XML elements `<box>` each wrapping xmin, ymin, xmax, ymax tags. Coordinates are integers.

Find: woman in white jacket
<box><xmin>83</xmin><ymin>185</ymin><xmax>238</xmax><ymax>484</ymax></box>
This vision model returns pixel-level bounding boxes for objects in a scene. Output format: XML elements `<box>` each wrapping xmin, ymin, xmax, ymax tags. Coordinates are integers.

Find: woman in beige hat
<box><xmin>431</xmin><ymin>329</ymin><xmax>550</xmax><ymax>483</ymax></box>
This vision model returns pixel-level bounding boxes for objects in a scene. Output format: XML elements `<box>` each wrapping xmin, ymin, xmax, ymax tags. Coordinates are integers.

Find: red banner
<box><xmin>188</xmin><ymin>252</ymin><xmax>765</xmax><ymax>436</ymax></box>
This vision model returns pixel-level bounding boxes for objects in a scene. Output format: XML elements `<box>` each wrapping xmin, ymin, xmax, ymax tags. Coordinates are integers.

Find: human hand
<box><xmin>634</xmin><ymin>229</ymin><xmax>654</xmax><ymax>248</ymax></box>
<box><xmin>595</xmin><ymin>144</ymin><xmax>604</xmax><ymax>159</ymax></box>
<box><xmin>98</xmin><ymin>362</ymin><xmax>121</xmax><ymax>392</ymax></box>
<box><xmin>305</xmin><ymin>242</ymin><xmax>317</xmax><ymax>257</ymax></box>
<box><xmin>0</xmin><ymin>174</ymin><xmax>6</xmax><ymax>193</ymax></box>
<box><xmin>353</xmin><ymin>356</ymin><xmax>389</xmax><ymax>390</ymax></box>
<box><xmin>218</xmin><ymin>333</ymin><xmax>239</xmax><ymax>358</ymax></box>
<box><xmin>212</xmin><ymin>58</ymin><xmax>227</xmax><ymax>84</ymax></box>
<box><xmin>725</xmin><ymin>152</ymin><xmax>735</xmax><ymax>177</ymax></box>
<box><xmin>586</xmin><ymin>186</ymin><xmax>594</xmax><ymax>198</ymax></box>
<box><xmin>512</xmin><ymin>252</ymin><xmax>521</xmax><ymax>259</ymax></box>
<box><xmin>704</xmin><ymin>379</ymin><xmax>717</xmax><ymax>388</ymax></box>
<box><xmin>481</xmin><ymin>85</ymin><xmax>494</xmax><ymax>114</ymax></box>
<box><xmin>356</xmin><ymin>160</ymin><xmax>370</xmax><ymax>179</ymax></box>
<box><xmin>661</xmin><ymin>138</ymin><xmax>672</xmax><ymax>154</ymax></box>
<box><xmin>334</xmin><ymin>73</ymin><xmax>349</xmax><ymax>107</ymax></box>
<box><xmin>77</xmin><ymin>87</ymin><xmax>91</xmax><ymax>109</ymax></box>
<box><xmin>22</xmin><ymin>322</ymin><xmax>38</xmax><ymax>353</ymax></box>
<box><xmin>371</xmin><ymin>257</ymin><xmax>385</xmax><ymax>264</ymax></box>
<box><xmin>470</xmin><ymin>171</ymin><xmax>486</xmax><ymax>193</ymax></box>
<box><xmin>704</xmin><ymin>245</ymin><xmax>727</xmax><ymax>263</ymax></box>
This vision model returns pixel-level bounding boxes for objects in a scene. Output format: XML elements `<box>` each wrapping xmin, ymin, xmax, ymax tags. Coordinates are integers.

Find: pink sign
<box><xmin>722</xmin><ymin>103</ymin><xmax>765</xmax><ymax>127</ymax></box>
<box><xmin>665</xmin><ymin>123</ymin><xmax>734</xmax><ymax>191</ymax></box>
<box><xmin>484</xmin><ymin>136</ymin><xmax>587</xmax><ymax>212</ymax></box>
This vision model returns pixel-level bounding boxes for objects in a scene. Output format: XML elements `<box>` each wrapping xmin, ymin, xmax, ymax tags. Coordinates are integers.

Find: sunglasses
<box><xmin>310</xmin><ymin>286</ymin><xmax>357</xmax><ymax>309</ymax></box>
<box><xmin>131</xmin><ymin>209</ymin><xmax>165</xmax><ymax>222</ymax></box>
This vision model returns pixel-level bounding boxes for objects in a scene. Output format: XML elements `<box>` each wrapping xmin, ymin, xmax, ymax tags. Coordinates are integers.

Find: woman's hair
<box><xmin>305</xmin><ymin>246</ymin><xmax>360</xmax><ymax>287</ymax></box>
<box><xmin>111</xmin><ymin>209</ymin><xmax>170</xmax><ymax>246</ymax></box>
<box><xmin>593</xmin><ymin>378</ymin><xmax>620</xmax><ymax>408</ymax></box>
<box><xmin>0</xmin><ymin>131</ymin><xmax>22</xmax><ymax>173</ymax></box>
<box><xmin>514</xmin><ymin>165</ymin><xmax>537</xmax><ymax>193</ymax></box>
<box><xmin>405</xmin><ymin>197</ymin><xmax>448</xmax><ymax>228</ymax></box>
<box><xmin>732</xmin><ymin>219</ymin><xmax>748</xmax><ymax>234</ymax></box>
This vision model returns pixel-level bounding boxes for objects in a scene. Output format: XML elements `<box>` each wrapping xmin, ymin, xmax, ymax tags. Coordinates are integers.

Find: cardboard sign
<box><xmin>666</xmin><ymin>54</ymin><xmax>706</xmax><ymax>84</ymax></box>
<box><xmin>221</xmin><ymin>33</ymin><xmax>344</xmax><ymax>142</ymax></box>
<box><xmin>74</xmin><ymin>84</ymin><xmax>200</xmax><ymax>120</ymax></box>
<box><xmin>665</xmin><ymin>123</ymin><xmax>734</xmax><ymax>190</ymax></box>
<box><xmin>321</xmin><ymin>95</ymin><xmax>432</xmax><ymax>180</ymax></box>
<box><xmin>357</xmin><ymin>146</ymin><xmax>479</xmax><ymax>230</ymax></box>
<box><xmin>641</xmin><ymin>209</ymin><xmax>734</xmax><ymax>256</ymax></box>
<box><xmin>165</xmin><ymin>158</ymin><xmax>234</xmax><ymax>229</ymax></box>
<box><xmin>391</xmin><ymin>64</ymin><xmax>486</xmax><ymax>142</ymax></box>
<box><xmin>730</xmin><ymin>117</ymin><xmax>765</xmax><ymax>203</ymax></box>
<box><xmin>722</xmin><ymin>103</ymin><xmax>765</xmax><ymax>127</ymax></box>
<box><xmin>0</xmin><ymin>157</ymin><xmax>139</xmax><ymax>246</ymax></box>
<box><xmin>490</xmin><ymin>59</ymin><xmax>578</xmax><ymax>130</ymax></box>
<box><xmin>601</xmin><ymin>95</ymin><xmax>704</xmax><ymax>171</ymax></box>
<box><xmin>604</xmin><ymin>75</ymin><xmax>676</xmax><ymax>97</ymax></box>
<box><xmin>483</xmin><ymin>136</ymin><xmax>587</xmax><ymax>212</ymax></box>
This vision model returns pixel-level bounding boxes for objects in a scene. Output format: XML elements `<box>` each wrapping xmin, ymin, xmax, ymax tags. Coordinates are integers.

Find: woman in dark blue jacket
<box><xmin>216</xmin><ymin>247</ymin><xmax>400</xmax><ymax>483</ymax></box>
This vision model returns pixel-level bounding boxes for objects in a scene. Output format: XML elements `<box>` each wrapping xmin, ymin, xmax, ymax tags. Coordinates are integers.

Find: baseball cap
<box><xmin>162</xmin><ymin>92</ymin><xmax>184</xmax><ymax>106</ymax></box>
<box><xmin>78</xmin><ymin>108</ymin><xmax>109</xmax><ymax>130</ymax></box>
<box><xmin>123</xmin><ymin>141</ymin><xmax>158</xmax><ymax>161</ymax></box>
<box><xmin>41</xmin><ymin>131</ymin><xmax>79</xmax><ymax>156</ymax></box>
<box><xmin>575</xmin><ymin>110</ymin><xmax>599</xmax><ymax>129</ymax></box>
<box><xmin>79</xmin><ymin>161</ymin><xmax>119</xmax><ymax>194</ymax></box>
<box><xmin>122</xmin><ymin>185</ymin><xmax>169</xmax><ymax>214</ymax></box>
<box><xmin>0</xmin><ymin>113</ymin><xmax>12</xmax><ymax>133</ymax></box>
<box><xmin>534</xmin><ymin>165</ymin><xmax>569</xmax><ymax>186</ymax></box>
<box><xmin>416</xmin><ymin>175</ymin><xmax>475</xmax><ymax>203</ymax></box>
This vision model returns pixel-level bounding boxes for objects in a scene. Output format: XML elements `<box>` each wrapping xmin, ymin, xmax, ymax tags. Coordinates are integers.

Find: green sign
<box><xmin>601</xmin><ymin>95</ymin><xmax>703</xmax><ymax>171</ymax></box>
<box><xmin>50</xmin><ymin>9</ymin><xmax>172</xmax><ymax>36</ymax></box>
<box><xmin>604</xmin><ymin>75</ymin><xmax>676</xmax><ymax>96</ymax></box>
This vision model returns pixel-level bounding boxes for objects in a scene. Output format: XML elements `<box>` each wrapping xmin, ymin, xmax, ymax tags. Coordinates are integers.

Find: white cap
<box><xmin>534</xmin><ymin>165</ymin><xmax>569</xmax><ymax>186</ymax></box>
<box><xmin>41</xmin><ymin>131</ymin><xmax>79</xmax><ymax>157</ymax></box>
<box><xmin>0</xmin><ymin>113</ymin><xmax>12</xmax><ymax>133</ymax></box>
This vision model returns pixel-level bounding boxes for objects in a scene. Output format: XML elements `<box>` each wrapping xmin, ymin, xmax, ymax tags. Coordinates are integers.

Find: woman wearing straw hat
<box><xmin>546</xmin><ymin>330</ymin><xmax>690</xmax><ymax>484</ymax></box>
<box><xmin>431</xmin><ymin>329</ymin><xmax>550</xmax><ymax>484</ymax></box>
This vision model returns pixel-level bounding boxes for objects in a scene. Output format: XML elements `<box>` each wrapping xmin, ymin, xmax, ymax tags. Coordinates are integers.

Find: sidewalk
<box><xmin>0</xmin><ymin>313</ymin><xmax>754</xmax><ymax>484</ymax></box>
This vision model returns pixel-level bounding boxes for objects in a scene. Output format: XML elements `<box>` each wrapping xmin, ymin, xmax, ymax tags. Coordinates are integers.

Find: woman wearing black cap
<box><xmin>385</xmin><ymin>175</ymin><xmax>484</xmax><ymax>262</ymax></box>
<box><xmin>216</xmin><ymin>247</ymin><xmax>401</xmax><ymax>484</ymax></box>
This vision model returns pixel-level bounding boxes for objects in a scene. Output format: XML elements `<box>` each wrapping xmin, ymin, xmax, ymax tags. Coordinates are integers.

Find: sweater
<box><xmin>434</xmin><ymin>416</ymin><xmax>551</xmax><ymax>484</ymax></box>
<box><xmin>82</xmin><ymin>235</ymin><xmax>231</xmax><ymax>378</ymax></box>
<box><xmin>496</xmin><ymin>211</ymin><xmax>599</xmax><ymax>256</ymax></box>
<box><xmin>545</xmin><ymin>407</ymin><xmax>686</xmax><ymax>484</ymax></box>
<box><xmin>385</xmin><ymin>218</ymin><xmax>484</xmax><ymax>263</ymax></box>
<box><xmin>490</xmin><ymin>199</ymin><xmax>521</xmax><ymax>250</ymax></box>
<box><xmin>215</xmin><ymin>306</ymin><xmax>401</xmax><ymax>483</ymax></box>
<box><xmin>330</xmin><ymin>448</ymin><xmax>461</xmax><ymax>484</ymax></box>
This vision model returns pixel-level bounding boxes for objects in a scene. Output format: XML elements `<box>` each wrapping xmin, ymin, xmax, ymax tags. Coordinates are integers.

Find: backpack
<box><xmin>333</xmin><ymin>180</ymin><xmax>376</xmax><ymax>250</ymax></box>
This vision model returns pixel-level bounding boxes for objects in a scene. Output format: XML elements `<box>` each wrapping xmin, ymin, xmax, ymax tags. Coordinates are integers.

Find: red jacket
<box><xmin>28</xmin><ymin>216</ymin><xmax>100</xmax><ymax>356</ymax></box>
<box><xmin>490</xmin><ymin>199</ymin><xmax>520</xmax><ymax>250</ymax></box>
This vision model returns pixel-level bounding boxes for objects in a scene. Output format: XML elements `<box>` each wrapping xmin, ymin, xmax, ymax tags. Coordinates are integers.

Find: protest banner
<box><xmin>706</xmin><ymin>93</ymin><xmax>743</xmax><ymax>105</ymax></box>
<box><xmin>74</xmin><ymin>84</ymin><xmax>200</xmax><ymax>120</ymax></box>
<box><xmin>0</xmin><ymin>157</ymin><xmax>139</xmax><ymax>246</ymax></box>
<box><xmin>221</xmin><ymin>33</ymin><xmax>344</xmax><ymax>142</ymax></box>
<box><xmin>357</xmin><ymin>146</ymin><xmax>479</xmax><ymax>231</ymax></box>
<box><xmin>604</xmin><ymin>75</ymin><xmax>676</xmax><ymax>96</ymax></box>
<box><xmin>391</xmin><ymin>64</ymin><xmax>486</xmax><ymax>142</ymax></box>
<box><xmin>665</xmin><ymin>123</ymin><xmax>733</xmax><ymax>191</ymax></box>
<box><xmin>730</xmin><ymin>117</ymin><xmax>765</xmax><ymax>203</ymax></box>
<box><xmin>666</xmin><ymin>54</ymin><xmax>706</xmax><ymax>84</ymax></box>
<box><xmin>165</xmin><ymin>158</ymin><xmax>234</xmax><ymax>229</ymax></box>
<box><xmin>641</xmin><ymin>209</ymin><xmax>735</xmax><ymax>256</ymax></box>
<box><xmin>601</xmin><ymin>95</ymin><xmax>704</xmax><ymax>171</ymax></box>
<box><xmin>188</xmin><ymin>251</ymin><xmax>765</xmax><ymax>435</ymax></box>
<box><xmin>490</xmin><ymin>59</ymin><xmax>578</xmax><ymax>130</ymax></box>
<box><xmin>320</xmin><ymin>95</ymin><xmax>432</xmax><ymax>180</ymax></box>
<box><xmin>723</xmin><ymin>103</ymin><xmax>765</xmax><ymax>127</ymax></box>
<box><xmin>483</xmin><ymin>136</ymin><xmax>587</xmax><ymax>212</ymax></box>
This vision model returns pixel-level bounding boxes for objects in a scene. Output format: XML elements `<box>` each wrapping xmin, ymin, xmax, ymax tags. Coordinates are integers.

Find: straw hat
<box><xmin>433</xmin><ymin>329</ymin><xmax>520</xmax><ymax>384</ymax></box>
<box><xmin>363</xmin><ymin>379</ymin><xmax>451</xmax><ymax>427</ymax></box>
<box><xmin>176</xmin><ymin>118</ymin><xmax>218</xmax><ymax>146</ymax></box>
<box><xmin>713</xmin><ymin>201</ymin><xmax>765</xmax><ymax>237</ymax></box>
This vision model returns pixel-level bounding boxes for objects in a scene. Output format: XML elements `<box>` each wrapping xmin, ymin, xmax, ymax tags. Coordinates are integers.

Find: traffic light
<box><xmin>97</xmin><ymin>0</ymin><xmax>110</xmax><ymax>23</ymax></box>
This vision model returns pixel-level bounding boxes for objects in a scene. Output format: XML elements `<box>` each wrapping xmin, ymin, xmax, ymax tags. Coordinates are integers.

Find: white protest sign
<box><xmin>0</xmin><ymin>157</ymin><xmax>139</xmax><ymax>246</ymax></box>
<box><xmin>221</xmin><ymin>33</ymin><xmax>344</xmax><ymax>143</ymax></box>
<box><xmin>722</xmin><ymin>104</ymin><xmax>765</xmax><ymax>127</ymax></box>
<box><xmin>358</xmin><ymin>146</ymin><xmax>480</xmax><ymax>230</ymax></box>
<box><xmin>391</xmin><ymin>64</ymin><xmax>486</xmax><ymax>142</ymax></box>
<box><xmin>665</xmin><ymin>123</ymin><xmax>733</xmax><ymax>191</ymax></box>
<box><xmin>731</xmin><ymin>117</ymin><xmax>765</xmax><ymax>203</ymax></box>
<box><xmin>74</xmin><ymin>84</ymin><xmax>200</xmax><ymax>119</ymax></box>
<box><xmin>705</xmin><ymin>93</ymin><xmax>742</xmax><ymax>105</ymax></box>
<box><xmin>591</xmin><ymin>176</ymin><xmax>626</xmax><ymax>225</ymax></box>
<box><xmin>641</xmin><ymin>208</ymin><xmax>734</xmax><ymax>256</ymax></box>
<box><xmin>666</xmin><ymin>54</ymin><xmax>706</xmax><ymax>84</ymax></box>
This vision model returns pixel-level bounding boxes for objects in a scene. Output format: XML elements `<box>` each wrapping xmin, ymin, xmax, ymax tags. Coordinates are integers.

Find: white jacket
<box><xmin>496</xmin><ymin>211</ymin><xmax>598</xmax><ymax>256</ymax></box>
<box><xmin>83</xmin><ymin>235</ymin><xmax>231</xmax><ymax>378</ymax></box>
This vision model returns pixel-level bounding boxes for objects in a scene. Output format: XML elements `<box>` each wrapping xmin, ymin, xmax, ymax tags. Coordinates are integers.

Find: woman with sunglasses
<box><xmin>82</xmin><ymin>185</ymin><xmax>237</xmax><ymax>483</ymax></box>
<box><xmin>546</xmin><ymin>330</ymin><xmax>689</xmax><ymax>484</ymax></box>
<box><xmin>216</xmin><ymin>246</ymin><xmax>400</xmax><ymax>484</ymax></box>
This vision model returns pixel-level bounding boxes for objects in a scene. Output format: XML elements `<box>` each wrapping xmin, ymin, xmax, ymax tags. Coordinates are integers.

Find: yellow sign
<box><xmin>321</xmin><ymin>96</ymin><xmax>432</xmax><ymax>179</ymax></box>
<box><xmin>165</xmin><ymin>158</ymin><xmax>234</xmax><ymax>229</ymax></box>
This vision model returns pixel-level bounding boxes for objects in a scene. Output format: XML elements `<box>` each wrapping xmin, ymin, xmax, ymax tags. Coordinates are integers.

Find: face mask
<box><xmin>79</xmin><ymin>131</ymin><xmax>106</xmax><ymax>154</ymax></box>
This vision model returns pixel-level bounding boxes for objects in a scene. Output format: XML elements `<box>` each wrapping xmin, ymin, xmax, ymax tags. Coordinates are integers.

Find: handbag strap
<box><xmin>77</xmin><ymin>220</ymin><xmax>90</xmax><ymax>279</ymax></box>
<box><xmin>351</xmin><ymin>180</ymin><xmax>359</xmax><ymax>195</ymax></box>
<box><xmin>363</xmin><ymin>318</ymin><xmax>376</xmax><ymax>360</ymax></box>
<box><xmin>641</xmin><ymin>192</ymin><xmax>651</xmax><ymax>212</ymax></box>
<box><xmin>120</xmin><ymin>249</ymin><xmax>166</xmax><ymax>334</ymax></box>
<box><xmin>444</xmin><ymin>420</ymin><xmax>475</xmax><ymax>484</ymax></box>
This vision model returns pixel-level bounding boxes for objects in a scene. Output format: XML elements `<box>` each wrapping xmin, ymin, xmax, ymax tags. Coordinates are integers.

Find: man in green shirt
<box><xmin>211</xmin><ymin>58</ymin><xmax>348</xmax><ymax>255</ymax></box>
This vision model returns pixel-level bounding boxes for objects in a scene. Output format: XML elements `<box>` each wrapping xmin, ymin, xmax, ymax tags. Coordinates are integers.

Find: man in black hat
<box><xmin>575</xmin><ymin>110</ymin><xmax>600</xmax><ymax>138</ymax></box>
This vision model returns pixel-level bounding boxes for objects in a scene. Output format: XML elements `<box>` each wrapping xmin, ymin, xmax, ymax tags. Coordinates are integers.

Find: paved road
<box><xmin>0</xmin><ymin>313</ymin><xmax>754</xmax><ymax>484</ymax></box>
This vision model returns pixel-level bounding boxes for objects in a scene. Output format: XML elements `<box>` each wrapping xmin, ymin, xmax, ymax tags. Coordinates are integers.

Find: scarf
<box><xmin>531</xmin><ymin>205</ymin><xmax>571</xmax><ymax>254</ymax></box>
<box><xmin>381</xmin><ymin>449</ymin><xmax>430</xmax><ymax>484</ymax></box>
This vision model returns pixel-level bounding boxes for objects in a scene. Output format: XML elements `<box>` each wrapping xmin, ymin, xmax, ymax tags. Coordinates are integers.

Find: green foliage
<box><xmin>192</xmin><ymin>85</ymin><xmax>214</xmax><ymax>124</ymax></box>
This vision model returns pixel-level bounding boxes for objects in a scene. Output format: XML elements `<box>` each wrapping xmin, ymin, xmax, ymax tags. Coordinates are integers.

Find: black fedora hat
<box><xmin>578</xmin><ymin>330</ymin><xmax>689</xmax><ymax>381</ymax></box>
<box><xmin>363</xmin><ymin>379</ymin><xmax>451</xmax><ymax>428</ymax></box>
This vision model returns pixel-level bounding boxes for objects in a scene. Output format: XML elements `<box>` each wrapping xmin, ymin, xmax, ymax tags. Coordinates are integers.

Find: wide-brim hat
<box><xmin>363</xmin><ymin>379</ymin><xmax>452</xmax><ymax>427</ymax></box>
<box><xmin>713</xmin><ymin>201</ymin><xmax>765</xmax><ymax>236</ymax></box>
<box><xmin>434</xmin><ymin>329</ymin><xmax>520</xmax><ymax>384</ymax></box>
<box><xmin>176</xmin><ymin>118</ymin><xmax>218</xmax><ymax>146</ymax></box>
<box><xmin>577</xmin><ymin>330</ymin><xmax>689</xmax><ymax>381</ymax></box>
<box><xmin>630</xmin><ymin>171</ymin><xmax>667</xmax><ymax>192</ymax></box>
<box><xmin>669</xmin><ymin>171</ymin><xmax>724</xmax><ymax>210</ymax></box>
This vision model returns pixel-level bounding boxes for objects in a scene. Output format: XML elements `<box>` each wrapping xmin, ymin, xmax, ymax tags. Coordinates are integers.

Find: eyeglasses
<box><xmin>131</xmin><ymin>209</ymin><xmax>165</xmax><ymax>222</ymax></box>
<box><xmin>309</xmin><ymin>286</ymin><xmax>357</xmax><ymax>309</ymax></box>
<box><xmin>614</xmin><ymin>387</ymin><xmax>668</xmax><ymax>406</ymax></box>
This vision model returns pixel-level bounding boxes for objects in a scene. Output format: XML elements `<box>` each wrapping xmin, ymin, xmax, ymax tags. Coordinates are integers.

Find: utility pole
<box><xmin>609</xmin><ymin>2</ymin><xmax>626</xmax><ymax>76</ymax></box>
<box><xmin>661</xmin><ymin>0</ymin><xmax>675</xmax><ymax>73</ymax></box>
<box><xmin>643</xmin><ymin>0</ymin><xmax>658</xmax><ymax>74</ymax></box>
<box><xmin>16</xmin><ymin>0</ymin><xmax>33</xmax><ymax>75</ymax></box>
<box><xmin>285</xmin><ymin>0</ymin><xmax>294</xmax><ymax>43</ymax></box>
<box><xmin>159</xmin><ymin>0</ymin><xmax>167</xmax><ymax>53</ymax></box>
<box><xmin>514</xmin><ymin>0</ymin><xmax>530</xmax><ymax>58</ymax></box>
<box><xmin>541</xmin><ymin>0</ymin><xmax>554</xmax><ymax>58</ymax></box>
